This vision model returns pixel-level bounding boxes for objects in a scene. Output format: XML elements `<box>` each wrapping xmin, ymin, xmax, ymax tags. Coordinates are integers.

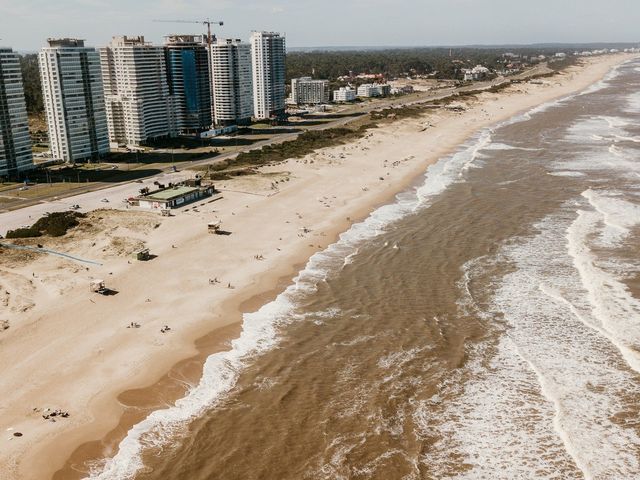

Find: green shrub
<box><xmin>5</xmin><ymin>227</ymin><xmax>42</xmax><ymax>239</ymax></box>
<box><xmin>5</xmin><ymin>211</ymin><xmax>85</xmax><ymax>238</ymax></box>
<box><xmin>235</xmin><ymin>127</ymin><xmax>369</xmax><ymax>166</ymax></box>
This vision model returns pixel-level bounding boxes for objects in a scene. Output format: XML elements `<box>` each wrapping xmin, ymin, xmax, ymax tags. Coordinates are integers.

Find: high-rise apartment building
<box><xmin>101</xmin><ymin>36</ymin><xmax>174</xmax><ymax>146</ymax></box>
<box><xmin>250</xmin><ymin>31</ymin><xmax>286</xmax><ymax>120</ymax></box>
<box><xmin>165</xmin><ymin>35</ymin><xmax>212</xmax><ymax>133</ymax></box>
<box><xmin>0</xmin><ymin>47</ymin><xmax>33</xmax><ymax>176</ymax></box>
<box><xmin>39</xmin><ymin>38</ymin><xmax>109</xmax><ymax>163</ymax></box>
<box><xmin>210</xmin><ymin>38</ymin><xmax>253</xmax><ymax>126</ymax></box>
<box><xmin>291</xmin><ymin>77</ymin><xmax>330</xmax><ymax>105</ymax></box>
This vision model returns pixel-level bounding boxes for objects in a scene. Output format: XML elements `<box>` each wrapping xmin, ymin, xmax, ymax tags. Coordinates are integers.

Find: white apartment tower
<box><xmin>210</xmin><ymin>38</ymin><xmax>253</xmax><ymax>126</ymax></box>
<box><xmin>39</xmin><ymin>38</ymin><xmax>109</xmax><ymax>163</ymax></box>
<box><xmin>0</xmin><ymin>47</ymin><xmax>33</xmax><ymax>176</ymax></box>
<box><xmin>250</xmin><ymin>31</ymin><xmax>286</xmax><ymax>120</ymax></box>
<box><xmin>101</xmin><ymin>36</ymin><xmax>175</xmax><ymax>146</ymax></box>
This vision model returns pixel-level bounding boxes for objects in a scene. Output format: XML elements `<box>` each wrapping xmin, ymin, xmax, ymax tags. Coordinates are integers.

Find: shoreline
<box><xmin>0</xmin><ymin>53</ymin><xmax>632</xmax><ymax>480</ymax></box>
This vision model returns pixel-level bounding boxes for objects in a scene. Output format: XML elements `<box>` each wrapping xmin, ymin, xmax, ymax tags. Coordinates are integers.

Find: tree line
<box><xmin>19</xmin><ymin>54</ymin><xmax>43</xmax><ymax>114</ymax></box>
<box><xmin>284</xmin><ymin>47</ymin><xmax>559</xmax><ymax>83</ymax></box>
<box><xmin>18</xmin><ymin>47</ymin><xmax>564</xmax><ymax>114</ymax></box>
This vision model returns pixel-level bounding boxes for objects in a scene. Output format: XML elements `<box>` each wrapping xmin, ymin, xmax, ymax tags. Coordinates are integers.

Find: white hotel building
<box><xmin>250</xmin><ymin>31</ymin><xmax>286</xmax><ymax>120</ymax></box>
<box><xmin>100</xmin><ymin>36</ymin><xmax>175</xmax><ymax>146</ymax></box>
<box><xmin>0</xmin><ymin>47</ymin><xmax>33</xmax><ymax>176</ymax></box>
<box><xmin>356</xmin><ymin>83</ymin><xmax>390</xmax><ymax>98</ymax></box>
<box><xmin>333</xmin><ymin>86</ymin><xmax>356</xmax><ymax>102</ymax></box>
<box><xmin>210</xmin><ymin>38</ymin><xmax>253</xmax><ymax>126</ymax></box>
<box><xmin>291</xmin><ymin>77</ymin><xmax>330</xmax><ymax>105</ymax></box>
<box><xmin>39</xmin><ymin>38</ymin><xmax>109</xmax><ymax>163</ymax></box>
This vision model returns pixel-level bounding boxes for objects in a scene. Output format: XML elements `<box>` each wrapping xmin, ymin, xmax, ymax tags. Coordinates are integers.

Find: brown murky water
<box><xmin>71</xmin><ymin>59</ymin><xmax>640</xmax><ymax>480</ymax></box>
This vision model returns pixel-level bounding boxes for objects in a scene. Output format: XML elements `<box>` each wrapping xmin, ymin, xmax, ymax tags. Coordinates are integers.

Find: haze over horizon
<box><xmin>1</xmin><ymin>0</ymin><xmax>639</xmax><ymax>51</ymax></box>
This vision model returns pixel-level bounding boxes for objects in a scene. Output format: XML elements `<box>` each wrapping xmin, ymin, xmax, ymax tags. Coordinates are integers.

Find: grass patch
<box><xmin>232</xmin><ymin>125</ymin><xmax>375</xmax><ymax>167</ymax></box>
<box><xmin>370</xmin><ymin>105</ymin><xmax>430</xmax><ymax>120</ymax></box>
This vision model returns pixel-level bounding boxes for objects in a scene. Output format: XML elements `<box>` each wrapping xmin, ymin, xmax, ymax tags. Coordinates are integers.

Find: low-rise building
<box><xmin>390</xmin><ymin>85</ymin><xmax>414</xmax><ymax>95</ymax></box>
<box><xmin>356</xmin><ymin>83</ymin><xmax>391</xmax><ymax>98</ymax></box>
<box><xmin>200</xmin><ymin>124</ymin><xmax>238</xmax><ymax>138</ymax></box>
<box><xmin>333</xmin><ymin>87</ymin><xmax>356</xmax><ymax>102</ymax></box>
<box><xmin>291</xmin><ymin>77</ymin><xmax>330</xmax><ymax>105</ymax></box>
<box><xmin>463</xmin><ymin>65</ymin><xmax>491</xmax><ymax>81</ymax></box>
<box><xmin>134</xmin><ymin>184</ymin><xmax>217</xmax><ymax>209</ymax></box>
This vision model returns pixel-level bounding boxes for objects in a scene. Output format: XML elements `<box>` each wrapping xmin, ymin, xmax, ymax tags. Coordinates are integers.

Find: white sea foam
<box><xmin>564</xmin><ymin>116</ymin><xmax>630</xmax><ymax>144</ymax></box>
<box><xmin>414</xmin><ymin>334</ymin><xmax>581</xmax><ymax>479</ymax></box>
<box><xmin>625</xmin><ymin>91</ymin><xmax>640</xmax><ymax>114</ymax></box>
<box><xmin>554</xmin><ymin>116</ymin><xmax>640</xmax><ymax>175</ymax></box>
<box><xmin>498</xmin><ymin>96</ymin><xmax>569</xmax><ymax>127</ymax></box>
<box><xmin>608</xmin><ymin>143</ymin><xmax>626</xmax><ymax>158</ymax></box>
<box><xmin>566</xmin><ymin>207</ymin><xmax>640</xmax><ymax>370</ymax></box>
<box><xmin>582</xmin><ymin>189</ymin><xmax>640</xmax><ymax>246</ymax></box>
<box><xmin>342</xmin><ymin>248</ymin><xmax>359</xmax><ymax>267</ymax></box>
<box><xmin>482</xmin><ymin>142</ymin><xmax>541</xmax><ymax>152</ymax></box>
<box><xmin>614</xmin><ymin>134</ymin><xmax>640</xmax><ymax>143</ymax></box>
<box><xmin>500</xmin><ymin>60</ymin><xmax>630</xmax><ymax>133</ymax></box>
<box><xmin>548</xmin><ymin>171</ymin><xmax>585</xmax><ymax>177</ymax></box>
<box><xmin>418</xmin><ymin>207</ymin><xmax>640</xmax><ymax>479</ymax></box>
<box><xmin>414</xmin><ymin>129</ymin><xmax>492</xmax><ymax>203</ymax></box>
<box><xmin>377</xmin><ymin>347</ymin><xmax>424</xmax><ymax>370</ymax></box>
<box><xmin>414</xmin><ymin>60</ymin><xmax>640</xmax><ymax>478</ymax></box>
<box><xmin>578</xmin><ymin>60</ymin><xmax>628</xmax><ymax>96</ymax></box>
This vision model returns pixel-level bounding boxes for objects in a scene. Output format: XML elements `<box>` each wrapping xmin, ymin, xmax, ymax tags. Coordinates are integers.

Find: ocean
<box><xmin>79</xmin><ymin>59</ymin><xmax>640</xmax><ymax>479</ymax></box>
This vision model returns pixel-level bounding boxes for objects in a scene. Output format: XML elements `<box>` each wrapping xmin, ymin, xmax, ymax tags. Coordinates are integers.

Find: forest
<box><xmin>285</xmin><ymin>47</ymin><xmax>513</xmax><ymax>81</ymax></box>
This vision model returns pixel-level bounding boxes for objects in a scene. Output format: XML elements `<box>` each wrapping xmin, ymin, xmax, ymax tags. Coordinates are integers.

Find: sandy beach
<box><xmin>0</xmin><ymin>53</ymin><xmax>632</xmax><ymax>480</ymax></box>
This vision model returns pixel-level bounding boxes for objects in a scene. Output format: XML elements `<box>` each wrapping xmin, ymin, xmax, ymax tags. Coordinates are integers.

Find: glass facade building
<box><xmin>0</xmin><ymin>47</ymin><xmax>33</xmax><ymax>176</ymax></box>
<box><xmin>164</xmin><ymin>35</ymin><xmax>212</xmax><ymax>132</ymax></box>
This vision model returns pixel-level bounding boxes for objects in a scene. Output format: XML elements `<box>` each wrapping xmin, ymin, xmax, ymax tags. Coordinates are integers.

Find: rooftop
<box><xmin>164</xmin><ymin>34</ymin><xmax>205</xmax><ymax>45</ymax></box>
<box><xmin>47</xmin><ymin>38</ymin><xmax>85</xmax><ymax>48</ymax></box>
<box><xmin>144</xmin><ymin>186</ymin><xmax>199</xmax><ymax>201</ymax></box>
<box><xmin>110</xmin><ymin>36</ymin><xmax>149</xmax><ymax>47</ymax></box>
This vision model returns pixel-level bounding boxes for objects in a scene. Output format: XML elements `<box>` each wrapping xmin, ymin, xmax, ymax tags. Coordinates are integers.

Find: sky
<box><xmin>1</xmin><ymin>0</ymin><xmax>639</xmax><ymax>52</ymax></box>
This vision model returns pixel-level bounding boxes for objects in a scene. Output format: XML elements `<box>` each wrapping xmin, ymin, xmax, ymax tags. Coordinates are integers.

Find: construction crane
<box><xmin>153</xmin><ymin>19</ymin><xmax>223</xmax><ymax>48</ymax></box>
<box><xmin>154</xmin><ymin>19</ymin><xmax>224</xmax><ymax>127</ymax></box>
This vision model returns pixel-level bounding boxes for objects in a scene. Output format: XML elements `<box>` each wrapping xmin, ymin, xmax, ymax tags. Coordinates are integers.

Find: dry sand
<box><xmin>0</xmin><ymin>53</ymin><xmax>632</xmax><ymax>480</ymax></box>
